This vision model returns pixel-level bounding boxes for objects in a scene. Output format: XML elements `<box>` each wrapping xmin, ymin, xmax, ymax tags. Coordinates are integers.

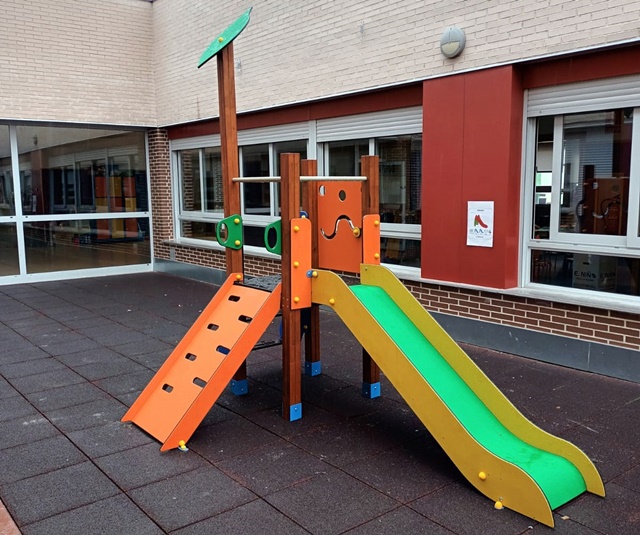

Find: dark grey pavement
<box><xmin>0</xmin><ymin>272</ymin><xmax>639</xmax><ymax>534</ymax></box>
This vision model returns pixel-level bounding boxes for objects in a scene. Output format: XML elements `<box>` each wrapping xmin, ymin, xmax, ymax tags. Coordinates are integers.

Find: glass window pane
<box><xmin>530</xmin><ymin>250</ymin><xmax>640</xmax><ymax>296</ymax></box>
<box><xmin>0</xmin><ymin>223</ymin><xmax>19</xmax><ymax>276</ymax></box>
<box><xmin>204</xmin><ymin>147</ymin><xmax>223</xmax><ymax>213</ymax></box>
<box><xmin>274</xmin><ymin>140</ymin><xmax>307</xmax><ymax>174</ymax></box>
<box><xmin>179</xmin><ymin>149</ymin><xmax>202</xmax><ymax>212</ymax></box>
<box><xmin>381</xmin><ymin>238</ymin><xmax>421</xmax><ymax>267</ymax></box>
<box><xmin>180</xmin><ymin>220</ymin><xmax>217</xmax><ymax>241</ymax></box>
<box><xmin>25</xmin><ymin>217</ymin><xmax>150</xmax><ymax>274</ymax></box>
<box><xmin>327</xmin><ymin>139</ymin><xmax>368</xmax><ymax>176</ymax></box>
<box><xmin>242</xmin><ymin>144</ymin><xmax>270</xmax><ymax>215</ymax></box>
<box><xmin>560</xmin><ymin>109</ymin><xmax>632</xmax><ymax>236</ymax></box>
<box><xmin>0</xmin><ymin>125</ymin><xmax>15</xmax><ymax>216</ymax></box>
<box><xmin>16</xmin><ymin>126</ymin><xmax>147</xmax><ymax>215</ymax></box>
<box><xmin>274</xmin><ymin>140</ymin><xmax>307</xmax><ymax>215</ymax></box>
<box><xmin>377</xmin><ymin>134</ymin><xmax>422</xmax><ymax>225</ymax></box>
<box><xmin>532</xmin><ymin>116</ymin><xmax>554</xmax><ymax>239</ymax></box>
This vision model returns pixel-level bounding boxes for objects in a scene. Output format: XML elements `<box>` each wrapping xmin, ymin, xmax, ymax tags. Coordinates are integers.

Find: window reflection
<box><xmin>204</xmin><ymin>147</ymin><xmax>223</xmax><ymax>213</ymax></box>
<box><xmin>180</xmin><ymin>149</ymin><xmax>201</xmax><ymax>212</ymax></box>
<box><xmin>532</xmin><ymin>116</ymin><xmax>554</xmax><ymax>239</ymax></box>
<box><xmin>24</xmin><ymin>217</ymin><xmax>150</xmax><ymax>274</ymax></box>
<box><xmin>560</xmin><ymin>109</ymin><xmax>632</xmax><ymax>236</ymax></box>
<box><xmin>16</xmin><ymin>127</ymin><xmax>147</xmax><ymax>216</ymax></box>
<box><xmin>377</xmin><ymin>134</ymin><xmax>422</xmax><ymax>225</ymax></box>
<box><xmin>530</xmin><ymin>250</ymin><xmax>640</xmax><ymax>296</ymax></box>
<box><xmin>0</xmin><ymin>125</ymin><xmax>14</xmax><ymax>216</ymax></box>
<box><xmin>242</xmin><ymin>144</ymin><xmax>270</xmax><ymax>215</ymax></box>
<box><xmin>327</xmin><ymin>139</ymin><xmax>368</xmax><ymax>176</ymax></box>
<box><xmin>0</xmin><ymin>223</ymin><xmax>19</xmax><ymax>276</ymax></box>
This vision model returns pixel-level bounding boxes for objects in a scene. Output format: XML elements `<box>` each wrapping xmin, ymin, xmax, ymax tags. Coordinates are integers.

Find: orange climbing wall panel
<box><xmin>122</xmin><ymin>274</ymin><xmax>282</xmax><ymax>450</ymax></box>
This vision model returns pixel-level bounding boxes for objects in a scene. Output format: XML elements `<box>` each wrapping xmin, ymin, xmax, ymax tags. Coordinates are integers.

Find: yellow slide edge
<box><xmin>360</xmin><ymin>263</ymin><xmax>605</xmax><ymax>498</ymax></box>
<box><xmin>312</xmin><ymin>269</ymin><xmax>555</xmax><ymax>527</ymax></box>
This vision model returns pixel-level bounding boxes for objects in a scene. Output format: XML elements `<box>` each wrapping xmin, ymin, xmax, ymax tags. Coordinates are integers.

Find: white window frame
<box><xmin>522</xmin><ymin>75</ymin><xmax>640</xmax><ymax>301</ymax></box>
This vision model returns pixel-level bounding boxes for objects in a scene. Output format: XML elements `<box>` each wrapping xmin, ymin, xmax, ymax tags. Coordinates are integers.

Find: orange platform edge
<box><xmin>122</xmin><ymin>273</ymin><xmax>282</xmax><ymax>451</ymax></box>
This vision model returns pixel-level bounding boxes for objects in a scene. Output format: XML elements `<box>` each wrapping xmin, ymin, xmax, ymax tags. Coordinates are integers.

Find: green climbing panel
<box><xmin>216</xmin><ymin>214</ymin><xmax>244</xmax><ymax>250</ymax></box>
<box><xmin>264</xmin><ymin>220</ymin><xmax>282</xmax><ymax>254</ymax></box>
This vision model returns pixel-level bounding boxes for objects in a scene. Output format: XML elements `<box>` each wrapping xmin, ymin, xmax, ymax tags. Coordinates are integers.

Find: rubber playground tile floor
<box><xmin>0</xmin><ymin>272</ymin><xmax>638</xmax><ymax>535</ymax></box>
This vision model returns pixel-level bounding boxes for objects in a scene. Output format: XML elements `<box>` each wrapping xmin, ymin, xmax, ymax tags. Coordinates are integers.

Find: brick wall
<box><xmin>152</xmin><ymin>0</ymin><xmax>640</xmax><ymax>126</ymax></box>
<box><xmin>404</xmin><ymin>281</ymin><xmax>640</xmax><ymax>350</ymax></box>
<box><xmin>0</xmin><ymin>0</ymin><xmax>156</xmax><ymax>125</ymax></box>
<box><xmin>4</xmin><ymin>1</ymin><xmax>638</xmax><ymax>128</ymax></box>
<box><xmin>148</xmin><ymin>128</ymin><xmax>173</xmax><ymax>259</ymax></box>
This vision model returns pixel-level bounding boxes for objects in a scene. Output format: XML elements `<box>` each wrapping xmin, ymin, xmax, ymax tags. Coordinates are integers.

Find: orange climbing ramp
<box><xmin>122</xmin><ymin>274</ymin><xmax>282</xmax><ymax>451</ymax></box>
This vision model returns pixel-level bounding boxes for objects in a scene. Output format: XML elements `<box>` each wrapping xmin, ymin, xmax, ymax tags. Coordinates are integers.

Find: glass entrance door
<box><xmin>0</xmin><ymin>125</ymin><xmax>21</xmax><ymax>277</ymax></box>
<box><xmin>0</xmin><ymin>123</ymin><xmax>153</xmax><ymax>285</ymax></box>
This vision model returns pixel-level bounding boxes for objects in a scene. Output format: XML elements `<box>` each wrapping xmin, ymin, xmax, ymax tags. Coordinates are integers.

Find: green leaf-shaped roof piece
<box><xmin>198</xmin><ymin>7</ymin><xmax>252</xmax><ymax>68</ymax></box>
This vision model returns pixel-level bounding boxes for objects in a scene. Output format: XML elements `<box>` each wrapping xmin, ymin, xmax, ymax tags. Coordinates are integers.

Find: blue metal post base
<box><xmin>287</xmin><ymin>402</ymin><xmax>302</xmax><ymax>421</ymax></box>
<box><xmin>231</xmin><ymin>379</ymin><xmax>248</xmax><ymax>396</ymax></box>
<box><xmin>304</xmin><ymin>360</ymin><xmax>322</xmax><ymax>377</ymax></box>
<box><xmin>362</xmin><ymin>382</ymin><xmax>381</xmax><ymax>399</ymax></box>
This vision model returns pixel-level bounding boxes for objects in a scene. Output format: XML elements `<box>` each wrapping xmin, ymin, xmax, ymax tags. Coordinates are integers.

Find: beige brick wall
<box><xmin>153</xmin><ymin>0</ymin><xmax>640</xmax><ymax>126</ymax></box>
<box><xmin>0</xmin><ymin>0</ymin><xmax>156</xmax><ymax>125</ymax></box>
<box><xmin>3</xmin><ymin>1</ymin><xmax>638</xmax><ymax>127</ymax></box>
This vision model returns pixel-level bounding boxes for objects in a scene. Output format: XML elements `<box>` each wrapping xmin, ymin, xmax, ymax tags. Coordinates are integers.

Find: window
<box><xmin>322</xmin><ymin>135</ymin><xmax>422</xmax><ymax>268</ymax></box>
<box><xmin>0</xmin><ymin>123</ymin><xmax>150</xmax><ymax>280</ymax></box>
<box><xmin>526</xmin><ymin>107</ymin><xmax>640</xmax><ymax>297</ymax></box>
<box><xmin>377</xmin><ymin>135</ymin><xmax>422</xmax><ymax>267</ymax></box>
<box><xmin>177</xmin><ymin>147</ymin><xmax>220</xmax><ymax>242</ymax></box>
<box><xmin>175</xmin><ymin>139</ymin><xmax>308</xmax><ymax>247</ymax></box>
<box><xmin>173</xmin><ymin>110</ymin><xmax>422</xmax><ymax>269</ymax></box>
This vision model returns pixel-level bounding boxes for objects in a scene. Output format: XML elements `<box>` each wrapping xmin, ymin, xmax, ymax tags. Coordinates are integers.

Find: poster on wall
<box><xmin>467</xmin><ymin>201</ymin><xmax>494</xmax><ymax>247</ymax></box>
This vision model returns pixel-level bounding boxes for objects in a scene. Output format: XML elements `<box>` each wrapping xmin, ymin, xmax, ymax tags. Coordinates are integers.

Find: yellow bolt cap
<box><xmin>353</xmin><ymin>228</ymin><xmax>361</xmax><ymax>237</ymax></box>
<box><xmin>293</xmin><ymin>225</ymin><xmax>300</xmax><ymax>232</ymax></box>
<box><xmin>494</xmin><ymin>501</ymin><xmax>503</xmax><ymax>510</ymax></box>
<box><xmin>234</xmin><ymin>240</ymin><xmax>241</xmax><ymax>246</ymax></box>
<box><xmin>374</xmin><ymin>253</ymin><xmax>380</xmax><ymax>259</ymax></box>
<box><xmin>294</xmin><ymin>296</ymin><xmax>300</xmax><ymax>303</ymax></box>
<box><xmin>235</xmin><ymin>274</ymin><xmax>242</xmax><ymax>280</ymax></box>
<box><xmin>374</xmin><ymin>220</ymin><xmax>380</xmax><ymax>226</ymax></box>
<box><xmin>234</xmin><ymin>218</ymin><xmax>240</xmax><ymax>224</ymax></box>
<box><xmin>478</xmin><ymin>472</ymin><xmax>487</xmax><ymax>481</ymax></box>
<box><xmin>218</xmin><ymin>36</ymin><xmax>224</xmax><ymax>42</ymax></box>
<box><xmin>329</xmin><ymin>298</ymin><xmax>335</xmax><ymax>305</ymax></box>
<box><xmin>293</xmin><ymin>261</ymin><xmax>300</xmax><ymax>268</ymax></box>
<box><xmin>312</xmin><ymin>271</ymin><xmax>318</xmax><ymax>278</ymax></box>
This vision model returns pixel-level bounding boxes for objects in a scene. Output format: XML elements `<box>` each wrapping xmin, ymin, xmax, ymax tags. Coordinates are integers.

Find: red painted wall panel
<box><xmin>522</xmin><ymin>45</ymin><xmax>640</xmax><ymax>89</ymax></box>
<box><xmin>422</xmin><ymin>66</ymin><xmax>523</xmax><ymax>288</ymax></box>
<box><xmin>167</xmin><ymin>84</ymin><xmax>422</xmax><ymax>140</ymax></box>
<box><xmin>422</xmin><ymin>75</ymin><xmax>465</xmax><ymax>280</ymax></box>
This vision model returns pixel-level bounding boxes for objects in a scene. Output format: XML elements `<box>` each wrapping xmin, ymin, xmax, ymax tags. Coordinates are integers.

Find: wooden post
<box><xmin>217</xmin><ymin>44</ymin><xmax>243</xmax><ymax>275</ymax></box>
<box><xmin>361</xmin><ymin>155</ymin><xmax>380</xmax><ymax>396</ymax></box>
<box><xmin>217</xmin><ymin>43</ymin><xmax>246</xmax><ymax>387</ymax></box>
<box><xmin>280</xmin><ymin>153</ymin><xmax>302</xmax><ymax>420</ymax></box>
<box><xmin>301</xmin><ymin>159</ymin><xmax>321</xmax><ymax>375</ymax></box>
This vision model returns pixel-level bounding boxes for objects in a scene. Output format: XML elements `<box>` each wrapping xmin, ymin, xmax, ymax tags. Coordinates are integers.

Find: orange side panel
<box><xmin>316</xmin><ymin>181</ymin><xmax>363</xmax><ymax>273</ymax></box>
<box><xmin>122</xmin><ymin>274</ymin><xmax>282</xmax><ymax>450</ymax></box>
<box><xmin>362</xmin><ymin>214</ymin><xmax>381</xmax><ymax>265</ymax></box>
<box><xmin>290</xmin><ymin>217</ymin><xmax>312</xmax><ymax>309</ymax></box>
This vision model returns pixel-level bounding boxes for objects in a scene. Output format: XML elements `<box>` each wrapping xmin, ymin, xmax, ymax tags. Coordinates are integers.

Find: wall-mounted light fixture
<box><xmin>440</xmin><ymin>27</ymin><xmax>466</xmax><ymax>59</ymax></box>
